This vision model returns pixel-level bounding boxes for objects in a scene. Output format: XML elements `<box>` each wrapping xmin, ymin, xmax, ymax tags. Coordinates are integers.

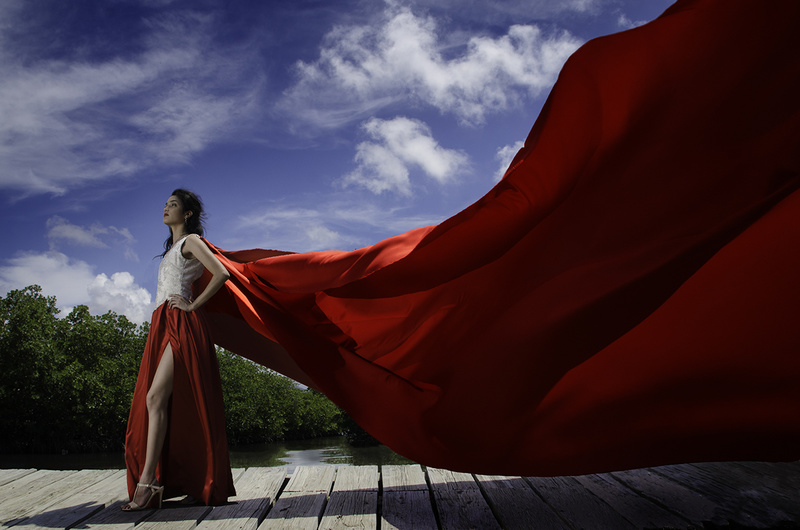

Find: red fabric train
<box><xmin>199</xmin><ymin>0</ymin><xmax>800</xmax><ymax>476</ymax></box>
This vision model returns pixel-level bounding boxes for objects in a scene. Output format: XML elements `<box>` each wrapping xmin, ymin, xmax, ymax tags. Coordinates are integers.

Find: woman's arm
<box><xmin>168</xmin><ymin>234</ymin><xmax>230</xmax><ymax>312</ymax></box>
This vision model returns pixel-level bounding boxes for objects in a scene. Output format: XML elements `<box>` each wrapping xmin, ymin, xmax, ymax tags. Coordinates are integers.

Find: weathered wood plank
<box><xmin>198</xmin><ymin>467</ymin><xmax>286</xmax><ymax>530</ymax></box>
<box><xmin>283</xmin><ymin>466</ymin><xmax>336</xmax><ymax>493</ymax></box>
<box><xmin>734</xmin><ymin>460</ymin><xmax>800</xmax><ymax>493</ymax></box>
<box><xmin>318</xmin><ymin>467</ymin><xmax>379</xmax><ymax>529</ymax></box>
<box><xmin>71</xmin><ymin>500</ymin><xmax>156</xmax><ymax>530</ymax></box>
<box><xmin>0</xmin><ymin>470</ymin><xmax>36</xmax><ymax>489</ymax></box>
<box><xmin>260</xmin><ymin>466</ymin><xmax>335</xmax><ymax>529</ymax></box>
<box><xmin>319</xmin><ymin>491</ymin><xmax>377</xmax><ymax>530</ymax></box>
<box><xmin>381</xmin><ymin>465</ymin><xmax>437</xmax><ymax>530</ymax></box>
<box><xmin>573</xmin><ymin>472</ymin><xmax>689</xmax><ymax>529</ymax></box>
<box><xmin>136</xmin><ymin>503</ymin><xmax>212</xmax><ymax>530</ymax></box>
<box><xmin>1</xmin><ymin>470</ymin><xmax>115</xmax><ymax>526</ymax></box>
<box><xmin>381</xmin><ymin>465</ymin><xmax>427</xmax><ymax>491</ymax></box>
<box><xmin>332</xmin><ymin>466</ymin><xmax>377</xmax><ymax>492</ymax></box>
<box><xmin>0</xmin><ymin>470</ymin><xmax>76</xmax><ymax>506</ymax></box>
<box><xmin>259</xmin><ymin>492</ymin><xmax>327</xmax><ymax>530</ymax></box>
<box><xmin>652</xmin><ymin>462</ymin><xmax>800</xmax><ymax>527</ymax></box>
<box><xmin>611</xmin><ymin>467</ymin><xmax>722</xmax><ymax>527</ymax></box>
<box><xmin>696</xmin><ymin>462</ymin><xmax>800</xmax><ymax>506</ymax></box>
<box><xmin>427</xmin><ymin>467</ymin><xmax>500</xmax><ymax>530</ymax></box>
<box><xmin>476</xmin><ymin>474</ymin><xmax>568</xmax><ymax>530</ymax></box>
<box><xmin>7</xmin><ymin>470</ymin><xmax>127</xmax><ymax>529</ymax></box>
<box><xmin>526</xmin><ymin>475</ymin><xmax>637</xmax><ymax>529</ymax></box>
<box><xmin>381</xmin><ymin>490</ymin><xmax>438</xmax><ymax>530</ymax></box>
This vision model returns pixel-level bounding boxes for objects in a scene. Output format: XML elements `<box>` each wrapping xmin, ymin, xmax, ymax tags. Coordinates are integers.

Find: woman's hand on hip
<box><xmin>168</xmin><ymin>294</ymin><xmax>193</xmax><ymax>312</ymax></box>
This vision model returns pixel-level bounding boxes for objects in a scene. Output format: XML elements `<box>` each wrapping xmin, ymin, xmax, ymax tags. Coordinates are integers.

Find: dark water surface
<box><xmin>0</xmin><ymin>436</ymin><xmax>413</xmax><ymax>473</ymax></box>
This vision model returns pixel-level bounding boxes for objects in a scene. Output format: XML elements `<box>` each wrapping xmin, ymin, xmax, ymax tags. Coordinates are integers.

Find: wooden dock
<box><xmin>0</xmin><ymin>461</ymin><xmax>798</xmax><ymax>529</ymax></box>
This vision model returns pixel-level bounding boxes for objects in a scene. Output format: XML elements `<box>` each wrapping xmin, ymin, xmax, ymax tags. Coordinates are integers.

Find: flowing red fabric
<box><xmin>124</xmin><ymin>305</ymin><xmax>235</xmax><ymax>504</ymax></box>
<box><xmin>202</xmin><ymin>0</ymin><xmax>800</xmax><ymax>476</ymax></box>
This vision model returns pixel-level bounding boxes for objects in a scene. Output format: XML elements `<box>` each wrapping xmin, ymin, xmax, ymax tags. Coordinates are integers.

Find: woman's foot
<box><xmin>121</xmin><ymin>482</ymin><xmax>164</xmax><ymax>511</ymax></box>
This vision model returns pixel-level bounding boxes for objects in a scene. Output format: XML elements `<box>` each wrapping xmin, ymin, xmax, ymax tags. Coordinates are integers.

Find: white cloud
<box><xmin>46</xmin><ymin>216</ymin><xmax>109</xmax><ymax>248</ymax></box>
<box><xmin>88</xmin><ymin>272</ymin><xmax>152</xmax><ymax>324</ymax></box>
<box><xmin>494</xmin><ymin>140</ymin><xmax>525</xmax><ymax>182</ymax></box>
<box><xmin>408</xmin><ymin>0</ymin><xmax>604</xmax><ymax>19</ymax></box>
<box><xmin>0</xmin><ymin>9</ymin><xmax>263</xmax><ymax>197</ymax></box>
<box><xmin>343</xmin><ymin>117</ymin><xmax>469</xmax><ymax>196</ymax></box>
<box><xmin>281</xmin><ymin>4</ymin><xmax>582</xmax><ymax>129</ymax></box>
<box><xmin>46</xmin><ymin>216</ymin><xmax>139</xmax><ymax>261</ymax></box>
<box><xmin>232</xmin><ymin>199</ymin><xmax>445</xmax><ymax>253</ymax></box>
<box><xmin>0</xmin><ymin>251</ymin><xmax>152</xmax><ymax>323</ymax></box>
<box><xmin>616</xmin><ymin>11</ymin><xmax>648</xmax><ymax>29</ymax></box>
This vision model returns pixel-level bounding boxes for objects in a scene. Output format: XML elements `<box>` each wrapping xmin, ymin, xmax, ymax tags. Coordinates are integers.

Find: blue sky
<box><xmin>0</xmin><ymin>0</ymin><xmax>673</xmax><ymax>323</ymax></box>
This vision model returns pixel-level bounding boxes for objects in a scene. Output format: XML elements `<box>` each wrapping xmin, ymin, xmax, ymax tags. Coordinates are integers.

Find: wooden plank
<box><xmin>8</xmin><ymin>470</ymin><xmax>127</xmax><ymax>529</ymax></box>
<box><xmin>427</xmin><ymin>467</ymin><xmax>500</xmax><ymax>530</ymax></box>
<box><xmin>573</xmin><ymin>472</ymin><xmax>689</xmax><ymax>529</ymax></box>
<box><xmin>381</xmin><ymin>465</ymin><xmax>437</xmax><ymax>530</ymax></box>
<box><xmin>319</xmin><ymin>491</ymin><xmax>377</xmax><ymax>530</ymax></box>
<box><xmin>1</xmin><ymin>469</ymin><xmax>112</xmax><ymax>526</ymax></box>
<box><xmin>381</xmin><ymin>465</ymin><xmax>427</xmax><ymax>491</ymax></box>
<box><xmin>381</xmin><ymin>490</ymin><xmax>438</xmax><ymax>530</ymax></box>
<box><xmin>136</xmin><ymin>503</ymin><xmax>212</xmax><ymax>530</ymax></box>
<box><xmin>476</xmin><ymin>474</ymin><xmax>568</xmax><ymax>530</ymax></box>
<box><xmin>526</xmin><ymin>475</ymin><xmax>637</xmax><ymax>529</ymax></box>
<box><xmin>198</xmin><ymin>467</ymin><xmax>286</xmax><ymax>530</ymax></box>
<box><xmin>695</xmin><ymin>462</ymin><xmax>800</xmax><ymax>506</ymax></box>
<box><xmin>652</xmin><ymin>462</ymin><xmax>800</xmax><ymax>527</ymax></box>
<box><xmin>71</xmin><ymin>500</ymin><xmax>156</xmax><ymax>530</ymax></box>
<box><xmin>283</xmin><ymin>466</ymin><xmax>336</xmax><ymax>493</ymax></box>
<box><xmin>318</xmin><ymin>467</ymin><xmax>378</xmax><ymax>530</ymax></box>
<box><xmin>734</xmin><ymin>460</ymin><xmax>800</xmax><ymax>493</ymax></box>
<box><xmin>0</xmin><ymin>470</ymin><xmax>76</xmax><ymax>506</ymax></box>
<box><xmin>332</xmin><ymin>465</ymin><xmax>377</xmax><ymax>492</ymax></box>
<box><xmin>260</xmin><ymin>466</ymin><xmax>335</xmax><ymax>529</ymax></box>
<box><xmin>0</xmin><ymin>470</ymin><xmax>36</xmax><ymax>489</ymax></box>
<box><xmin>259</xmin><ymin>492</ymin><xmax>327</xmax><ymax>530</ymax></box>
<box><xmin>611</xmin><ymin>467</ymin><xmax>722</xmax><ymax>527</ymax></box>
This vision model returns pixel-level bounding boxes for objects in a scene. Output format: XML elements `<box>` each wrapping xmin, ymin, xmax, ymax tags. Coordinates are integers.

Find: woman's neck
<box><xmin>171</xmin><ymin>227</ymin><xmax>188</xmax><ymax>245</ymax></box>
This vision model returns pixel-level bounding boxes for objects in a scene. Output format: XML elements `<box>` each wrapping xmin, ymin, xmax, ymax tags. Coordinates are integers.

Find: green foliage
<box><xmin>0</xmin><ymin>285</ymin><xmax>61</xmax><ymax>451</ymax></box>
<box><xmin>0</xmin><ymin>286</ymin><xmax>147</xmax><ymax>453</ymax></box>
<box><xmin>284</xmin><ymin>389</ymin><xmax>345</xmax><ymax>440</ymax></box>
<box><xmin>0</xmin><ymin>285</ymin><xmax>353</xmax><ymax>454</ymax></box>
<box><xmin>218</xmin><ymin>351</ymin><xmax>344</xmax><ymax>444</ymax></box>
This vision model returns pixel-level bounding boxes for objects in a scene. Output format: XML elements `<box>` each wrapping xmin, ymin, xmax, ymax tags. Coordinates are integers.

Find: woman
<box><xmin>123</xmin><ymin>189</ymin><xmax>235</xmax><ymax>510</ymax></box>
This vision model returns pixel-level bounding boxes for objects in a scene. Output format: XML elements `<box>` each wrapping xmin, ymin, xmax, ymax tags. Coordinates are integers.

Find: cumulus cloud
<box><xmin>0</xmin><ymin>8</ymin><xmax>263</xmax><ymax>198</ymax></box>
<box><xmin>0</xmin><ymin>251</ymin><xmax>152</xmax><ymax>323</ymax></box>
<box><xmin>46</xmin><ymin>216</ymin><xmax>139</xmax><ymax>261</ymax></box>
<box><xmin>343</xmin><ymin>117</ymin><xmax>469</xmax><ymax>196</ymax></box>
<box><xmin>88</xmin><ymin>272</ymin><xmax>152</xmax><ymax>324</ymax></box>
<box><xmin>281</xmin><ymin>4</ymin><xmax>582</xmax><ymax>129</ymax></box>
<box><xmin>494</xmin><ymin>140</ymin><xmax>525</xmax><ymax>182</ymax></box>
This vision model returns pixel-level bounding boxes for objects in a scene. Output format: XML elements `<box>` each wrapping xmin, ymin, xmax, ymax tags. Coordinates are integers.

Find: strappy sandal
<box><xmin>121</xmin><ymin>482</ymin><xmax>164</xmax><ymax>511</ymax></box>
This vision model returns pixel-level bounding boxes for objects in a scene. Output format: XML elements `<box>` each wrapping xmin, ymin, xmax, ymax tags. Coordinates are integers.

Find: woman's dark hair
<box><xmin>161</xmin><ymin>188</ymin><xmax>206</xmax><ymax>257</ymax></box>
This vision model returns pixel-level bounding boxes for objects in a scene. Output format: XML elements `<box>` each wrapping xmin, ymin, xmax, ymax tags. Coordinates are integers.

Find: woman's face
<box><xmin>163</xmin><ymin>195</ymin><xmax>186</xmax><ymax>226</ymax></box>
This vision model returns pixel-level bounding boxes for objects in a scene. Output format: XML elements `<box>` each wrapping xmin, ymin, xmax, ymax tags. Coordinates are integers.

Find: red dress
<box><xmin>201</xmin><ymin>0</ymin><xmax>800</xmax><ymax>476</ymax></box>
<box><xmin>125</xmin><ymin>236</ymin><xmax>235</xmax><ymax>505</ymax></box>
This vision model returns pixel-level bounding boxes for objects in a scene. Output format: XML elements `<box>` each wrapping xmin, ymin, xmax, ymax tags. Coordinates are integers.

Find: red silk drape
<box><xmin>201</xmin><ymin>0</ymin><xmax>800</xmax><ymax>475</ymax></box>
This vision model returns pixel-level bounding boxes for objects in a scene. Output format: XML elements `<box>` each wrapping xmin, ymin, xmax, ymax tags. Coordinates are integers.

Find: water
<box><xmin>0</xmin><ymin>436</ymin><xmax>414</xmax><ymax>473</ymax></box>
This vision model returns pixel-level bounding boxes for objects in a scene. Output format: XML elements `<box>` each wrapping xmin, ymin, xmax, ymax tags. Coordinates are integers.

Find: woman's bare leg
<box><xmin>128</xmin><ymin>343</ymin><xmax>174</xmax><ymax>506</ymax></box>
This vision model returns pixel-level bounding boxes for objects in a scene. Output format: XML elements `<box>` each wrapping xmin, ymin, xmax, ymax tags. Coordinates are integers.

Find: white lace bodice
<box><xmin>154</xmin><ymin>235</ymin><xmax>205</xmax><ymax>308</ymax></box>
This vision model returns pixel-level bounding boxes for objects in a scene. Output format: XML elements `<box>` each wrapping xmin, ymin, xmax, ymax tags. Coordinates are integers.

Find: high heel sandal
<box><xmin>121</xmin><ymin>482</ymin><xmax>164</xmax><ymax>511</ymax></box>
